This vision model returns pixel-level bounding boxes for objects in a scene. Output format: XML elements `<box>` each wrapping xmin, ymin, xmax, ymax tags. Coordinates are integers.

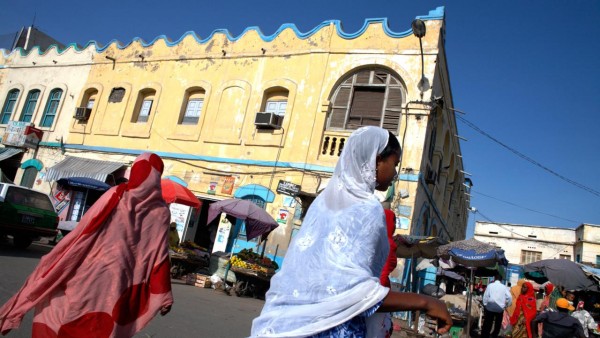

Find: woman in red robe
<box><xmin>510</xmin><ymin>281</ymin><xmax>537</xmax><ymax>338</ymax></box>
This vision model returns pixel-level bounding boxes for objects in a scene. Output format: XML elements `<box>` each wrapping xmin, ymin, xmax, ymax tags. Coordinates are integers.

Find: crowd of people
<box><xmin>480</xmin><ymin>273</ymin><xmax>598</xmax><ymax>338</ymax></box>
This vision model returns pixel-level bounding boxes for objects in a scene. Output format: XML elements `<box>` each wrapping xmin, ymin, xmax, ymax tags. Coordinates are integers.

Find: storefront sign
<box><xmin>1</xmin><ymin>121</ymin><xmax>43</xmax><ymax>149</ymax></box>
<box><xmin>170</xmin><ymin>203</ymin><xmax>191</xmax><ymax>242</ymax></box>
<box><xmin>212</xmin><ymin>213</ymin><xmax>232</xmax><ymax>253</ymax></box>
<box><xmin>221</xmin><ymin>176</ymin><xmax>235</xmax><ymax>195</ymax></box>
<box><xmin>276</xmin><ymin>180</ymin><xmax>301</xmax><ymax>197</ymax></box>
<box><xmin>207</xmin><ymin>181</ymin><xmax>218</xmax><ymax>195</ymax></box>
<box><xmin>277</xmin><ymin>208</ymin><xmax>289</xmax><ymax>224</ymax></box>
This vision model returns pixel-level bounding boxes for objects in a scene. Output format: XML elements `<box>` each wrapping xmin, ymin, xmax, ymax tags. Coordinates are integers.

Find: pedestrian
<box><xmin>571</xmin><ymin>301</ymin><xmax>597</xmax><ymax>338</ymax></box>
<box><xmin>250</xmin><ymin>126</ymin><xmax>452</xmax><ymax>337</ymax></box>
<box><xmin>510</xmin><ymin>281</ymin><xmax>537</xmax><ymax>338</ymax></box>
<box><xmin>507</xmin><ymin>279</ymin><xmax>526</xmax><ymax>316</ymax></box>
<box><xmin>0</xmin><ymin>153</ymin><xmax>173</xmax><ymax>337</ymax></box>
<box><xmin>169</xmin><ymin>222</ymin><xmax>180</xmax><ymax>248</ymax></box>
<box><xmin>531</xmin><ymin>298</ymin><xmax>585</xmax><ymax>338</ymax></box>
<box><xmin>482</xmin><ymin>273</ymin><xmax>512</xmax><ymax>338</ymax></box>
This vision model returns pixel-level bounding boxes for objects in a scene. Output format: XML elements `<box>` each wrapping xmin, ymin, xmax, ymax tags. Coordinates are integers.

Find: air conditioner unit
<box><xmin>74</xmin><ymin>107</ymin><xmax>92</xmax><ymax>121</ymax></box>
<box><xmin>254</xmin><ymin>112</ymin><xmax>283</xmax><ymax>129</ymax></box>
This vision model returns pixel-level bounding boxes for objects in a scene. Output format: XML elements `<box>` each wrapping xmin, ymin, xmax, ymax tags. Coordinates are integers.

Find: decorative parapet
<box><xmin>0</xmin><ymin>7</ymin><xmax>444</xmax><ymax>58</ymax></box>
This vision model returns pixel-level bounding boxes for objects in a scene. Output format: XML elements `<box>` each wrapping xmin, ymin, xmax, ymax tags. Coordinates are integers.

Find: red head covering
<box><xmin>0</xmin><ymin>153</ymin><xmax>173</xmax><ymax>336</ymax></box>
<box><xmin>510</xmin><ymin>281</ymin><xmax>537</xmax><ymax>336</ymax></box>
<box><xmin>545</xmin><ymin>283</ymin><xmax>554</xmax><ymax>295</ymax></box>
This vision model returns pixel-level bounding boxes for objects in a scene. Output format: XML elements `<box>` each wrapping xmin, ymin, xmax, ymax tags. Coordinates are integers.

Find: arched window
<box><xmin>179</xmin><ymin>88</ymin><xmax>205</xmax><ymax>125</ymax></box>
<box><xmin>328</xmin><ymin>68</ymin><xmax>404</xmax><ymax>134</ymax></box>
<box><xmin>20</xmin><ymin>89</ymin><xmax>40</xmax><ymax>123</ymax></box>
<box><xmin>41</xmin><ymin>88</ymin><xmax>63</xmax><ymax>127</ymax></box>
<box><xmin>133</xmin><ymin>89</ymin><xmax>156</xmax><ymax>123</ymax></box>
<box><xmin>0</xmin><ymin>89</ymin><xmax>20</xmax><ymax>124</ymax></box>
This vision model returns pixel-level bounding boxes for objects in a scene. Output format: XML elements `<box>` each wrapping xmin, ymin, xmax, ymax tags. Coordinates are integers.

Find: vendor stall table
<box><xmin>231</xmin><ymin>266</ymin><xmax>273</xmax><ymax>299</ymax></box>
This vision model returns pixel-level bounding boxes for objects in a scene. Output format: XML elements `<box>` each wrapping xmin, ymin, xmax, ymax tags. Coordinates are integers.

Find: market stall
<box><xmin>229</xmin><ymin>248</ymin><xmax>278</xmax><ymax>299</ymax></box>
<box><xmin>170</xmin><ymin>241</ymin><xmax>210</xmax><ymax>278</ymax></box>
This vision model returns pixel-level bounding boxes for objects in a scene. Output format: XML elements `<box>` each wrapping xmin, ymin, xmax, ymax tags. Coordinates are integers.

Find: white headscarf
<box><xmin>251</xmin><ymin>127</ymin><xmax>392</xmax><ymax>337</ymax></box>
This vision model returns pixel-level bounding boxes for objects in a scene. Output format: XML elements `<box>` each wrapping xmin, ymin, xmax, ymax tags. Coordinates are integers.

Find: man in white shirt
<box><xmin>481</xmin><ymin>273</ymin><xmax>512</xmax><ymax>338</ymax></box>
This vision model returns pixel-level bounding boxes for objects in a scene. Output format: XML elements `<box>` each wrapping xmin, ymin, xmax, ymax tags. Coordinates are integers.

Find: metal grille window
<box><xmin>40</xmin><ymin>89</ymin><xmax>63</xmax><ymax>127</ymax></box>
<box><xmin>20</xmin><ymin>90</ymin><xmax>40</xmax><ymax>122</ymax></box>
<box><xmin>108</xmin><ymin>88</ymin><xmax>125</xmax><ymax>103</ymax></box>
<box><xmin>0</xmin><ymin>89</ymin><xmax>20</xmax><ymax>124</ymax></box>
<box><xmin>520</xmin><ymin>250</ymin><xmax>542</xmax><ymax>264</ymax></box>
<box><xmin>328</xmin><ymin>68</ymin><xmax>404</xmax><ymax>134</ymax></box>
<box><xmin>266</xmin><ymin>100</ymin><xmax>287</xmax><ymax>116</ymax></box>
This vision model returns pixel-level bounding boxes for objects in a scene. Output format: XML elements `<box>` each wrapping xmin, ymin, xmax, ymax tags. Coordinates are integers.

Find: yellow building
<box><xmin>0</xmin><ymin>7</ymin><xmax>469</xmax><ymax>264</ymax></box>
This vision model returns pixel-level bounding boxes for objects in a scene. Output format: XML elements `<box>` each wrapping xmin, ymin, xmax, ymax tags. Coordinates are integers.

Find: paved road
<box><xmin>0</xmin><ymin>239</ymin><xmax>264</xmax><ymax>338</ymax></box>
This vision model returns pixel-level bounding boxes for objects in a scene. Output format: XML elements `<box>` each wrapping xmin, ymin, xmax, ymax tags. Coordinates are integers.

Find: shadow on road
<box><xmin>0</xmin><ymin>238</ymin><xmax>53</xmax><ymax>259</ymax></box>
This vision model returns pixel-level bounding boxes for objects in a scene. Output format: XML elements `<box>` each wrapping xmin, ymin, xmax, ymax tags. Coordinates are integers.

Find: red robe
<box><xmin>510</xmin><ymin>281</ymin><xmax>537</xmax><ymax>338</ymax></box>
<box><xmin>379</xmin><ymin>209</ymin><xmax>398</xmax><ymax>287</ymax></box>
<box><xmin>0</xmin><ymin>153</ymin><xmax>173</xmax><ymax>337</ymax></box>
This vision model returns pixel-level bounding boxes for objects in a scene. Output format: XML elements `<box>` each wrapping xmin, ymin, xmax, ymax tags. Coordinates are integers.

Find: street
<box><xmin>0</xmin><ymin>239</ymin><xmax>263</xmax><ymax>338</ymax></box>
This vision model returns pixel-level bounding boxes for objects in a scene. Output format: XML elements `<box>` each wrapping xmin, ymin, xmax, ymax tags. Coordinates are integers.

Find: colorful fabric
<box><xmin>379</xmin><ymin>209</ymin><xmax>398</xmax><ymax>287</ymax></box>
<box><xmin>572</xmin><ymin>302</ymin><xmax>597</xmax><ymax>338</ymax></box>
<box><xmin>251</xmin><ymin>127</ymin><xmax>391</xmax><ymax>337</ymax></box>
<box><xmin>512</xmin><ymin>314</ymin><xmax>528</xmax><ymax>338</ymax></box>
<box><xmin>508</xmin><ymin>279</ymin><xmax>526</xmax><ymax>316</ymax></box>
<box><xmin>0</xmin><ymin>153</ymin><xmax>173</xmax><ymax>337</ymax></box>
<box><xmin>307</xmin><ymin>301</ymin><xmax>382</xmax><ymax>338</ymax></box>
<box><xmin>510</xmin><ymin>282</ymin><xmax>537</xmax><ymax>338</ymax></box>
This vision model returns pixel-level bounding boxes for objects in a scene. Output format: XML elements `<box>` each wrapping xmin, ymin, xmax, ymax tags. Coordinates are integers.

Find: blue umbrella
<box><xmin>437</xmin><ymin>238</ymin><xmax>508</xmax><ymax>268</ymax></box>
<box><xmin>57</xmin><ymin>177</ymin><xmax>111</xmax><ymax>191</ymax></box>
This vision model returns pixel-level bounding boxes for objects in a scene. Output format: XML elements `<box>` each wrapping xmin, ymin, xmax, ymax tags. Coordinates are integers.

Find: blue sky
<box><xmin>2</xmin><ymin>1</ymin><xmax>599</xmax><ymax>237</ymax></box>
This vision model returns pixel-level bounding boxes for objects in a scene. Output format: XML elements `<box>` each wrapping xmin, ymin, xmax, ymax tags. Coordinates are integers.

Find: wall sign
<box><xmin>276</xmin><ymin>180</ymin><xmax>300</xmax><ymax>197</ymax></box>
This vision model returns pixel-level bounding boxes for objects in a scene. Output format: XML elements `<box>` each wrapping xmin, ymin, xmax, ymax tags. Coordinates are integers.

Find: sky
<box><xmin>1</xmin><ymin>1</ymin><xmax>599</xmax><ymax>237</ymax></box>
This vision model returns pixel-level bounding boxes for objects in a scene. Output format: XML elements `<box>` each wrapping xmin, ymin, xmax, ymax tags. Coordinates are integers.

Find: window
<box><xmin>179</xmin><ymin>89</ymin><xmax>205</xmax><ymax>125</ymax></box>
<box><xmin>596</xmin><ymin>255</ymin><xmax>600</xmax><ymax>266</ymax></box>
<box><xmin>520</xmin><ymin>250</ymin><xmax>542</xmax><ymax>264</ymax></box>
<box><xmin>266</xmin><ymin>100</ymin><xmax>287</xmax><ymax>116</ymax></box>
<box><xmin>20</xmin><ymin>90</ymin><xmax>40</xmax><ymax>122</ymax></box>
<box><xmin>328</xmin><ymin>68</ymin><xmax>404</xmax><ymax>134</ymax></box>
<box><xmin>560</xmin><ymin>254</ymin><xmax>571</xmax><ymax>260</ymax></box>
<box><xmin>137</xmin><ymin>100</ymin><xmax>152</xmax><ymax>123</ymax></box>
<box><xmin>133</xmin><ymin>89</ymin><xmax>156</xmax><ymax>123</ymax></box>
<box><xmin>0</xmin><ymin>89</ymin><xmax>20</xmax><ymax>124</ymax></box>
<box><xmin>40</xmin><ymin>88</ymin><xmax>63</xmax><ymax>127</ymax></box>
<box><xmin>86</xmin><ymin>98</ymin><xmax>95</xmax><ymax>109</ymax></box>
<box><xmin>108</xmin><ymin>88</ymin><xmax>125</xmax><ymax>103</ymax></box>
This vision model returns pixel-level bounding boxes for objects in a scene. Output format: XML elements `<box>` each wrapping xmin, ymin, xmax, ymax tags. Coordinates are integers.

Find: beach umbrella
<box><xmin>437</xmin><ymin>238</ymin><xmax>508</xmax><ymax>268</ymax></box>
<box><xmin>394</xmin><ymin>235</ymin><xmax>448</xmax><ymax>259</ymax></box>
<box><xmin>207</xmin><ymin>199</ymin><xmax>278</xmax><ymax>241</ymax></box>
<box><xmin>160</xmin><ymin>179</ymin><xmax>201</xmax><ymax>209</ymax></box>
<box><xmin>524</xmin><ymin>259</ymin><xmax>599</xmax><ymax>292</ymax></box>
<box><xmin>57</xmin><ymin>177</ymin><xmax>111</xmax><ymax>191</ymax></box>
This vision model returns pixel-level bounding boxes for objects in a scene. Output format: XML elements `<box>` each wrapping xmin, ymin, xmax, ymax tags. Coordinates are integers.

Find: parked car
<box><xmin>0</xmin><ymin>183</ymin><xmax>59</xmax><ymax>248</ymax></box>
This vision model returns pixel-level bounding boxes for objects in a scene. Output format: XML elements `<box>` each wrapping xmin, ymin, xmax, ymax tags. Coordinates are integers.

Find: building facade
<box><xmin>475</xmin><ymin>221</ymin><xmax>600</xmax><ymax>267</ymax></box>
<box><xmin>0</xmin><ymin>7</ymin><xmax>469</xmax><ymax>264</ymax></box>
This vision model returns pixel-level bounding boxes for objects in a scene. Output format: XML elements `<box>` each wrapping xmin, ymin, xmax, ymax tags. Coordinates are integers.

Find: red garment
<box><xmin>379</xmin><ymin>209</ymin><xmax>398</xmax><ymax>287</ymax></box>
<box><xmin>510</xmin><ymin>281</ymin><xmax>537</xmax><ymax>338</ymax></box>
<box><xmin>0</xmin><ymin>153</ymin><xmax>173</xmax><ymax>337</ymax></box>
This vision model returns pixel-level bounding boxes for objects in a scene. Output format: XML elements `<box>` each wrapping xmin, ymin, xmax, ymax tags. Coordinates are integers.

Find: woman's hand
<box><xmin>424</xmin><ymin>297</ymin><xmax>453</xmax><ymax>334</ymax></box>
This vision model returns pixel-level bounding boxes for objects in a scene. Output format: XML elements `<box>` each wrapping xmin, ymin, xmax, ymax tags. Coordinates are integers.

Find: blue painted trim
<box><xmin>20</xmin><ymin>158</ymin><xmax>43</xmax><ymax>170</ymax></box>
<box><xmin>37</xmin><ymin>142</ymin><xmax>335</xmax><ymax>173</ymax></box>
<box><xmin>0</xmin><ymin>7</ymin><xmax>444</xmax><ymax>57</ymax></box>
<box><xmin>399</xmin><ymin>173</ymin><xmax>420</xmax><ymax>182</ymax></box>
<box><xmin>234</xmin><ymin>184</ymin><xmax>275</xmax><ymax>202</ymax></box>
<box><xmin>164</xmin><ymin>175</ymin><xmax>187</xmax><ymax>187</ymax></box>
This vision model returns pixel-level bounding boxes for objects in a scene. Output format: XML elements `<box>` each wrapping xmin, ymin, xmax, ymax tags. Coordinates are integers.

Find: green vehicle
<box><xmin>0</xmin><ymin>183</ymin><xmax>59</xmax><ymax>248</ymax></box>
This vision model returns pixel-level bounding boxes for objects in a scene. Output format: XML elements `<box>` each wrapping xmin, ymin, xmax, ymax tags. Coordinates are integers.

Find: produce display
<box><xmin>229</xmin><ymin>248</ymin><xmax>279</xmax><ymax>275</ymax></box>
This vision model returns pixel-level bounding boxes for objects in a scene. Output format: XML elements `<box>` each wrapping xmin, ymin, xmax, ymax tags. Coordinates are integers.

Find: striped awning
<box><xmin>0</xmin><ymin>147</ymin><xmax>23</xmax><ymax>162</ymax></box>
<box><xmin>45</xmin><ymin>156</ymin><xmax>125</xmax><ymax>182</ymax></box>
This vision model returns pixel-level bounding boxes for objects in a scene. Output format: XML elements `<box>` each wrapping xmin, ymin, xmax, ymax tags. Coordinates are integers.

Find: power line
<box><xmin>456</xmin><ymin>115</ymin><xmax>600</xmax><ymax>198</ymax></box>
<box><xmin>472</xmin><ymin>190</ymin><xmax>581</xmax><ymax>224</ymax></box>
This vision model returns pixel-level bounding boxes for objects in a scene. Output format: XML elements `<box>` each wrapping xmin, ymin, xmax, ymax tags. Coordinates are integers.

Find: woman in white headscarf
<box><xmin>251</xmin><ymin>126</ymin><xmax>452</xmax><ymax>337</ymax></box>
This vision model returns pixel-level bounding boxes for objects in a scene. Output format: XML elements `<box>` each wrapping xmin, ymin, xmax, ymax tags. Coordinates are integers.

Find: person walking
<box><xmin>482</xmin><ymin>273</ymin><xmax>512</xmax><ymax>338</ymax></box>
<box><xmin>571</xmin><ymin>301</ymin><xmax>597</xmax><ymax>338</ymax></box>
<box><xmin>510</xmin><ymin>281</ymin><xmax>537</xmax><ymax>338</ymax></box>
<box><xmin>250</xmin><ymin>126</ymin><xmax>452</xmax><ymax>337</ymax></box>
<box><xmin>532</xmin><ymin>298</ymin><xmax>585</xmax><ymax>338</ymax></box>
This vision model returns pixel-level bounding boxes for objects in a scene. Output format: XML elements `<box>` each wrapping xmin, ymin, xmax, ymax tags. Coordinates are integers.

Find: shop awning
<box><xmin>0</xmin><ymin>147</ymin><xmax>23</xmax><ymax>162</ymax></box>
<box><xmin>45</xmin><ymin>156</ymin><xmax>125</xmax><ymax>182</ymax></box>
